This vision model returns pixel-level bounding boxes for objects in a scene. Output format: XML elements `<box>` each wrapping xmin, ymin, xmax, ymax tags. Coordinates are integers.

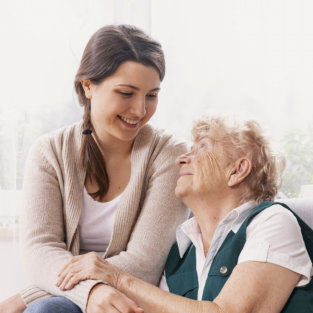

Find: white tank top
<box><xmin>79</xmin><ymin>188</ymin><xmax>121</xmax><ymax>255</ymax></box>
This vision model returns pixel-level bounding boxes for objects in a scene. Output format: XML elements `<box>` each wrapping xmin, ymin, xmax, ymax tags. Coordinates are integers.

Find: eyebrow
<box><xmin>115</xmin><ymin>84</ymin><xmax>160</xmax><ymax>92</ymax></box>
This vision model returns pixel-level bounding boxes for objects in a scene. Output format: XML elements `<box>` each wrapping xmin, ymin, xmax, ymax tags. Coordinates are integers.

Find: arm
<box><xmin>20</xmin><ymin>138</ymin><xmax>100</xmax><ymax>311</ymax></box>
<box><xmin>58</xmin><ymin>256</ymin><xmax>299</xmax><ymax>313</ymax></box>
<box><xmin>58</xmin><ymin>138</ymin><xmax>189</xmax><ymax>290</ymax></box>
<box><xmin>21</xmin><ymin>131</ymin><xmax>188</xmax><ymax>309</ymax></box>
<box><xmin>104</xmin><ymin>138</ymin><xmax>189</xmax><ymax>284</ymax></box>
<box><xmin>1</xmin><ymin>285</ymin><xmax>144</xmax><ymax>313</ymax></box>
<box><xmin>58</xmin><ymin>204</ymin><xmax>306</xmax><ymax>312</ymax></box>
<box><xmin>119</xmin><ymin>261</ymin><xmax>299</xmax><ymax>313</ymax></box>
<box><xmin>214</xmin><ymin>261</ymin><xmax>300</xmax><ymax>313</ymax></box>
<box><xmin>239</xmin><ymin>204</ymin><xmax>312</xmax><ymax>286</ymax></box>
<box><xmin>86</xmin><ymin>283</ymin><xmax>143</xmax><ymax>313</ymax></box>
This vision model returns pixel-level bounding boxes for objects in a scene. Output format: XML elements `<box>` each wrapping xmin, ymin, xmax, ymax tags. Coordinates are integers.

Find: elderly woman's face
<box><xmin>175</xmin><ymin>137</ymin><xmax>228</xmax><ymax>199</ymax></box>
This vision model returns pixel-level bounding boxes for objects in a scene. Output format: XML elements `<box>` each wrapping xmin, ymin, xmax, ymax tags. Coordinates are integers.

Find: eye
<box><xmin>192</xmin><ymin>142</ymin><xmax>207</xmax><ymax>154</ymax></box>
<box><xmin>118</xmin><ymin>91</ymin><xmax>133</xmax><ymax>97</ymax></box>
<box><xmin>146</xmin><ymin>92</ymin><xmax>158</xmax><ymax>99</ymax></box>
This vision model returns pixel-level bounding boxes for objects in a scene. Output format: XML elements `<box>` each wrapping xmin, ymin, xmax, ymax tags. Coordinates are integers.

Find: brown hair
<box><xmin>75</xmin><ymin>25</ymin><xmax>165</xmax><ymax>199</ymax></box>
<box><xmin>192</xmin><ymin>115</ymin><xmax>285</xmax><ymax>203</ymax></box>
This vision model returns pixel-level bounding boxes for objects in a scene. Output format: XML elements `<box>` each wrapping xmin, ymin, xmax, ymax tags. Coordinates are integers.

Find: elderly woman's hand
<box><xmin>56</xmin><ymin>252</ymin><xmax>122</xmax><ymax>291</ymax></box>
<box><xmin>86</xmin><ymin>283</ymin><xmax>144</xmax><ymax>313</ymax></box>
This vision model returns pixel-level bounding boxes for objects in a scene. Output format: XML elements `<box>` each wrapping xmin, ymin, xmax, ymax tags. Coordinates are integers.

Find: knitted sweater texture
<box><xmin>19</xmin><ymin>121</ymin><xmax>189</xmax><ymax>312</ymax></box>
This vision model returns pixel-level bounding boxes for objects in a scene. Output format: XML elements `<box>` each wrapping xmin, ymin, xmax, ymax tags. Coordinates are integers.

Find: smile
<box><xmin>118</xmin><ymin>115</ymin><xmax>141</xmax><ymax>128</ymax></box>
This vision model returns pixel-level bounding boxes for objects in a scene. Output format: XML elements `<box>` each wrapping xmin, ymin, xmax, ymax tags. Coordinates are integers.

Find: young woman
<box><xmin>0</xmin><ymin>25</ymin><xmax>188</xmax><ymax>313</ymax></box>
<box><xmin>57</xmin><ymin>114</ymin><xmax>313</xmax><ymax>312</ymax></box>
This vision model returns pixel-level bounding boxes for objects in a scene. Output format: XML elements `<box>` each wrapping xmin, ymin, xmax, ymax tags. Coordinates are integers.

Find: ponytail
<box><xmin>79</xmin><ymin>103</ymin><xmax>109</xmax><ymax>199</ymax></box>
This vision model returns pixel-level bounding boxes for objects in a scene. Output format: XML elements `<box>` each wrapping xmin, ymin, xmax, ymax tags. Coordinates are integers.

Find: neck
<box><xmin>183</xmin><ymin>192</ymin><xmax>243</xmax><ymax>248</ymax></box>
<box><xmin>94</xmin><ymin>133</ymin><xmax>134</xmax><ymax>159</ymax></box>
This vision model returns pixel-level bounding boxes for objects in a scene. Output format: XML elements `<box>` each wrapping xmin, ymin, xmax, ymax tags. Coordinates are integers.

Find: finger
<box><xmin>57</xmin><ymin>264</ymin><xmax>83</xmax><ymax>290</ymax></box>
<box><xmin>63</xmin><ymin>263</ymin><xmax>104</xmax><ymax>290</ymax></box>
<box><xmin>57</xmin><ymin>268</ymin><xmax>70</xmax><ymax>287</ymax></box>
<box><xmin>59</xmin><ymin>265</ymin><xmax>90</xmax><ymax>290</ymax></box>
<box><xmin>58</xmin><ymin>254</ymin><xmax>104</xmax><ymax>288</ymax></box>
<box><xmin>58</xmin><ymin>260</ymin><xmax>71</xmax><ymax>277</ymax></box>
<box><xmin>57</xmin><ymin>264</ymin><xmax>74</xmax><ymax>287</ymax></box>
<box><xmin>57</xmin><ymin>260</ymin><xmax>77</xmax><ymax>287</ymax></box>
<box><xmin>59</xmin><ymin>272</ymin><xmax>75</xmax><ymax>290</ymax></box>
<box><xmin>104</xmin><ymin>307</ymin><xmax>120</xmax><ymax>313</ymax></box>
<box><xmin>63</xmin><ymin>270</ymin><xmax>88</xmax><ymax>290</ymax></box>
<box><xmin>57</xmin><ymin>255</ymin><xmax>81</xmax><ymax>277</ymax></box>
<box><xmin>57</xmin><ymin>256</ymin><xmax>84</xmax><ymax>286</ymax></box>
<box><xmin>61</xmin><ymin>252</ymin><xmax>100</xmax><ymax>277</ymax></box>
<box><xmin>88</xmin><ymin>301</ymin><xmax>121</xmax><ymax>313</ymax></box>
<box><xmin>62</xmin><ymin>264</ymin><xmax>99</xmax><ymax>290</ymax></box>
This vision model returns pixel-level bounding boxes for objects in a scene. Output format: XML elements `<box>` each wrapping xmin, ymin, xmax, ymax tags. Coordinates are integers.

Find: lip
<box><xmin>118</xmin><ymin>115</ymin><xmax>141</xmax><ymax>129</ymax></box>
<box><xmin>178</xmin><ymin>172</ymin><xmax>193</xmax><ymax>178</ymax></box>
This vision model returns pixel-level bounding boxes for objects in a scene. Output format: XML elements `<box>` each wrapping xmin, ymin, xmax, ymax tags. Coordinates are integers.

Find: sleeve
<box><xmin>238</xmin><ymin>204</ymin><xmax>313</xmax><ymax>286</ymax></box>
<box><xmin>19</xmin><ymin>138</ymin><xmax>101</xmax><ymax>312</ymax></box>
<box><xmin>106</xmin><ymin>140</ymin><xmax>190</xmax><ymax>285</ymax></box>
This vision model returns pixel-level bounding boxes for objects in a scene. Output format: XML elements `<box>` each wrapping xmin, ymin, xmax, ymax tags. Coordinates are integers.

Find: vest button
<box><xmin>220</xmin><ymin>266</ymin><xmax>228</xmax><ymax>274</ymax></box>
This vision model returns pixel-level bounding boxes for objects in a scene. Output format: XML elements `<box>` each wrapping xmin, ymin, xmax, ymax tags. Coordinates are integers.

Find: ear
<box><xmin>81</xmin><ymin>80</ymin><xmax>93</xmax><ymax>99</ymax></box>
<box><xmin>227</xmin><ymin>157</ymin><xmax>252</xmax><ymax>187</ymax></box>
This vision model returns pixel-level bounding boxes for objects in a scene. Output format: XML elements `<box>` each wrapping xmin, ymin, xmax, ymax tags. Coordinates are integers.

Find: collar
<box><xmin>175</xmin><ymin>200</ymin><xmax>257</xmax><ymax>257</ymax></box>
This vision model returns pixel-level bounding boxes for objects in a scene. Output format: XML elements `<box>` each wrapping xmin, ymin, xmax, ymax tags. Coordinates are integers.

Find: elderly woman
<box><xmin>56</xmin><ymin>115</ymin><xmax>313</xmax><ymax>313</ymax></box>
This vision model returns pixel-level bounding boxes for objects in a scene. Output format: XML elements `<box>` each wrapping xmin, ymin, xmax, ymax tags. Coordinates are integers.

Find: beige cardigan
<box><xmin>20</xmin><ymin>121</ymin><xmax>189</xmax><ymax>312</ymax></box>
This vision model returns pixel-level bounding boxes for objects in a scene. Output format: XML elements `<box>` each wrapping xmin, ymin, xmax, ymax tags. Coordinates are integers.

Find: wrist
<box><xmin>117</xmin><ymin>271</ymin><xmax>132</xmax><ymax>294</ymax></box>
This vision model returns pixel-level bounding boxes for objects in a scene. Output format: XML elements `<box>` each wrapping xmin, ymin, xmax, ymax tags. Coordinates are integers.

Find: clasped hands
<box><xmin>56</xmin><ymin>252</ymin><xmax>143</xmax><ymax>313</ymax></box>
<box><xmin>56</xmin><ymin>251</ymin><xmax>119</xmax><ymax>291</ymax></box>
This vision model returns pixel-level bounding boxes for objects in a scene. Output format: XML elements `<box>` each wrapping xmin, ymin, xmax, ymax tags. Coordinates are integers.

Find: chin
<box><xmin>175</xmin><ymin>186</ymin><xmax>189</xmax><ymax>200</ymax></box>
<box><xmin>116</xmin><ymin>130</ymin><xmax>139</xmax><ymax>142</ymax></box>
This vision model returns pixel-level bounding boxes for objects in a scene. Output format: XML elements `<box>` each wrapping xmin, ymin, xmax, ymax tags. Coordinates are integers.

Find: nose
<box><xmin>175</xmin><ymin>152</ymin><xmax>192</xmax><ymax>167</ymax></box>
<box><xmin>130</xmin><ymin>97</ymin><xmax>146</xmax><ymax>118</ymax></box>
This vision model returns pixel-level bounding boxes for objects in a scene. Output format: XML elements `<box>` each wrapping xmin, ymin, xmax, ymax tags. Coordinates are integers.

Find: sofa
<box><xmin>280</xmin><ymin>198</ymin><xmax>313</xmax><ymax>228</ymax></box>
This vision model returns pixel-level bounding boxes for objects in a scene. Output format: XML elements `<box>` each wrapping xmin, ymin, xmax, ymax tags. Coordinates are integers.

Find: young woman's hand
<box><xmin>86</xmin><ymin>283</ymin><xmax>144</xmax><ymax>313</ymax></box>
<box><xmin>56</xmin><ymin>252</ymin><xmax>122</xmax><ymax>290</ymax></box>
<box><xmin>0</xmin><ymin>293</ymin><xmax>26</xmax><ymax>313</ymax></box>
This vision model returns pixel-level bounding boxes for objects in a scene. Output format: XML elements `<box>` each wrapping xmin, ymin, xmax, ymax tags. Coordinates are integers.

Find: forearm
<box><xmin>20</xmin><ymin>280</ymin><xmax>100</xmax><ymax>312</ymax></box>
<box><xmin>119</xmin><ymin>274</ymin><xmax>222</xmax><ymax>313</ymax></box>
<box><xmin>21</xmin><ymin>211</ymin><xmax>100</xmax><ymax>310</ymax></box>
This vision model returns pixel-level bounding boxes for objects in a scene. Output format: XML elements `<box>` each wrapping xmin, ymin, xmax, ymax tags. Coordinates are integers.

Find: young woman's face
<box><xmin>83</xmin><ymin>61</ymin><xmax>160</xmax><ymax>145</ymax></box>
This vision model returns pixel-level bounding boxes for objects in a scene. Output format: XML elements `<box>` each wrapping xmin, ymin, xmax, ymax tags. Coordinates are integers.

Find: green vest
<box><xmin>165</xmin><ymin>201</ymin><xmax>313</xmax><ymax>312</ymax></box>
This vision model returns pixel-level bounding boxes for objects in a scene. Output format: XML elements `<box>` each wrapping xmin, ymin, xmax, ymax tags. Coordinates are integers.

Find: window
<box><xmin>1</xmin><ymin>0</ymin><xmax>312</xmax><ymax>300</ymax></box>
<box><xmin>150</xmin><ymin>0</ymin><xmax>313</xmax><ymax>198</ymax></box>
<box><xmin>0</xmin><ymin>0</ymin><xmax>118</xmax><ymax>299</ymax></box>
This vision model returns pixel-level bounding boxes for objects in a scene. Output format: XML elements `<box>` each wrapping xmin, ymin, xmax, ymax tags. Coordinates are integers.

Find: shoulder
<box><xmin>245</xmin><ymin>203</ymin><xmax>304</xmax><ymax>254</ymax></box>
<box><xmin>30</xmin><ymin>121</ymin><xmax>82</xmax><ymax>153</ymax></box>
<box><xmin>27</xmin><ymin>121</ymin><xmax>83</xmax><ymax>166</ymax></box>
<box><xmin>248</xmin><ymin>204</ymin><xmax>299</xmax><ymax>235</ymax></box>
<box><xmin>33</xmin><ymin>121</ymin><xmax>82</xmax><ymax>148</ymax></box>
